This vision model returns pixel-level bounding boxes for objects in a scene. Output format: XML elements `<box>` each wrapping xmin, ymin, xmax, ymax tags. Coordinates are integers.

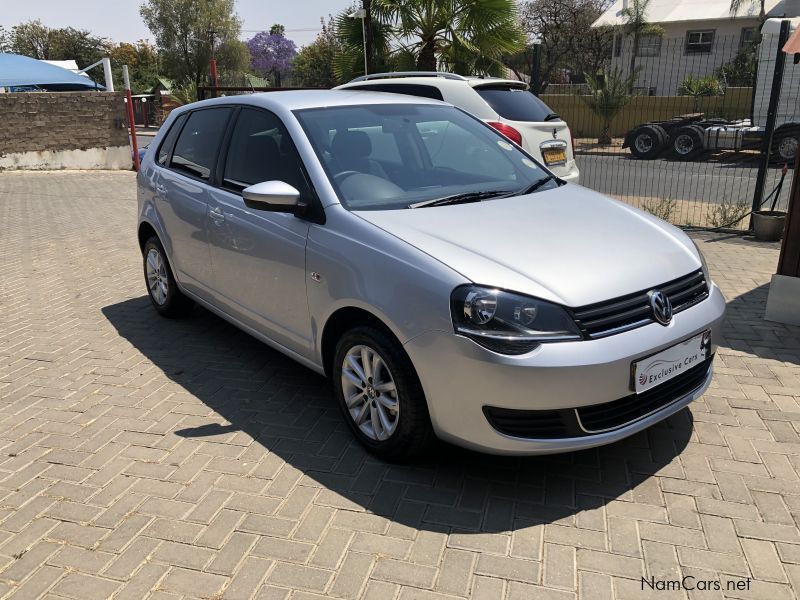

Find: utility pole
<box><xmin>363</xmin><ymin>0</ymin><xmax>373</xmax><ymax>74</ymax></box>
<box><xmin>207</xmin><ymin>28</ymin><xmax>219</xmax><ymax>98</ymax></box>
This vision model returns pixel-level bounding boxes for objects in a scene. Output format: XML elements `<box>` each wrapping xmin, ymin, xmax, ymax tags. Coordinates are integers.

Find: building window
<box><xmin>637</xmin><ymin>35</ymin><xmax>662</xmax><ymax>57</ymax></box>
<box><xmin>686</xmin><ymin>30</ymin><xmax>715</xmax><ymax>54</ymax></box>
<box><xmin>613</xmin><ymin>34</ymin><xmax>623</xmax><ymax>57</ymax></box>
<box><xmin>740</xmin><ymin>27</ymin><xmax>756</xmax><ymax>48</ymax></box>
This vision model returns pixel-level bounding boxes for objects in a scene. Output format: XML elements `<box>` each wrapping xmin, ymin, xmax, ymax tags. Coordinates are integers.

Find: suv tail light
<box><xmin>487</xmin><ymin>121</ymin><xmax>523</xmax><ymax>146</ymax></box>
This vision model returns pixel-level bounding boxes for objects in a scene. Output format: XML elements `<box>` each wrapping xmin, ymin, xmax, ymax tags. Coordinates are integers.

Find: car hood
<box><xmin>354</xmin><ymin>185</ymin><xmax>702</xmax><ymax>307</ymax></box>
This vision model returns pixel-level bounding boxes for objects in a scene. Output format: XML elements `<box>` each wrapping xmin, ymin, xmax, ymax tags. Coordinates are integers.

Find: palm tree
<box><xmin>619</xmin><ymin>0</ymin><xmax>664</xmax><ymax>90</ymax></box>
<box><xmin>351</xmin><ymin>0</ymin><xmax>524</xmax><ymax>74</ymax></box>
<box><xmin>582</xmin><ymin>68</ymin><xmax>637</xmax><ymax>144</ymax></box>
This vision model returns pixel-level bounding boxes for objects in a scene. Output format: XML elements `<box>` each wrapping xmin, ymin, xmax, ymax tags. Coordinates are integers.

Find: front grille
<box><xmin>576</xmin><ymin>355</ymin><xmax>713</xmax><ymax>432</ymax></box>
<box><xmin>571</xmin><ymin>270</ymin><xmax>708</xmax><ymax>339</ymax></box>
<box><xmin>483</xmin><ymin>355</ymin><xmax>713</xmax><ymax>439</ymax></box>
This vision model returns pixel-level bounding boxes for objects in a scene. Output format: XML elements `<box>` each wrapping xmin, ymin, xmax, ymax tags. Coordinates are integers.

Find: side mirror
<box><xmin>242</xmin><ymin>181</ymin><xmax>301</xmax><ymax>212</ymax></box>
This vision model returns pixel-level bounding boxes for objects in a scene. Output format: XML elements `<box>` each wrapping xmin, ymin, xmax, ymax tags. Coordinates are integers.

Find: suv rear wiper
<box><xmin>408</xmin><ymin>190</ymin><xmax>511</xmax><ymax>209</ymax></box>
<box><xmin>544</xmin><ymin>113</ymin><xmax>561</xmax><ymax>121</ymax></box>
<box><xmin>515</xmin><ymin>175</ymin><xmax>561</xmax><ymax>196</ymax></box>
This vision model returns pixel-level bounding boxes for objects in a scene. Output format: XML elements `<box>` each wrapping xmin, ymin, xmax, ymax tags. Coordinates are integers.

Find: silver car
<box><xmin>137</xmin><ymin>90</ymin><xmax>726</xmax><ymax>460</ymax></box>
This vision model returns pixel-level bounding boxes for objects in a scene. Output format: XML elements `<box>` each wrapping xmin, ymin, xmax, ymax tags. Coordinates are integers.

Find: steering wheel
<box><xmin>334</xmin><ymin>171</ymin><xmax>361</xmax><ymax>183</ymax></box>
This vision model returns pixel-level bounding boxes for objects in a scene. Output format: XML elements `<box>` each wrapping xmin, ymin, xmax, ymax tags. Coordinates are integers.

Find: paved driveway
<box><xmin>1</xmin><ymin>171</ymin><xmax>800</xmax><ymax>600</ymax></box>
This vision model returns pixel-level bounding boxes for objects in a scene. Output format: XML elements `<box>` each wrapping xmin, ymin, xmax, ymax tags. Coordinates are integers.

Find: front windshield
<box><xmin>294</xmin><ymin>103</ymin><xmax>558</xmax><ymax>210</ymax></box>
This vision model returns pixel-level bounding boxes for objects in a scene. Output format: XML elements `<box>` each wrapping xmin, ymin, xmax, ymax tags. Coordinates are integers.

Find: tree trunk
<box><xmin>628</xmin><ymin>32</ymin><xmax>639</xmax><ymax>92</ymax></box>
<box><xmin>598</xmin><ymin>123</ymin><xmax>612</xmax><ymax>145</ymax></box>
<box><xmin>416</xmin><ymin>39</ymin><xmax>437</xmax><ymax>71</ymax></box>
<box><xmin>363</xmin><ymin>0</ymin><xmax>373</xmax><ymax>74</ymax></box>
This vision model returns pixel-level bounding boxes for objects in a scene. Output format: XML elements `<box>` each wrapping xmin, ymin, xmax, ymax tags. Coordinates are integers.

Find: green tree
<box><xmin>0</xmin><ymin>26</ymin><xmax>11</xmax><ymax>53</ymax></box>
<box><xmin>140</xmin><ymin>0</ymin><xmax>244</xmax><ymax>86</ymax></box>
<box><xmin>581</xmin><ymin>68</ymin><xmax>637</xmax><ymax>144</ymax></box>
<box><xmin>269</xmin><ymin>24</ymin><xmax>285</xmax><ymax>36</ymax></box>
<box><xmin>334</xmin><ymin>0</ymin><xmax>525</xmax><ymax>78</ymax></box>
<box><xmin>716</xmin><ymin>46</ymin><xmax>757</xmax><ymax>87</ymax></box>
<box><xmin>678</xmin><ymin>74</ymin><xmax>724</xmax><ymax>110</ymax></box>
<box><xmin>518</xmin><ymin>0</ymin><xmax>613</xmax><ymax>92</ymax></box>
<box><xmin>110</xmin><ymin>40</ymin><xmax>160</xmax><ymax>93</ymax></box>
<box><xmin>9</xmin><ymin>20</ymin><xmax>110</xmax><ymax>68</ymax></box>
<box><xmin>293</xmin><ymin>17</ymin><xmax>345</xmax><ymax>87</ymax></box>
<box><xmin>619</xmin><ymin>0</ymin><xmax>663</xmax><ymax>90</ymax></box>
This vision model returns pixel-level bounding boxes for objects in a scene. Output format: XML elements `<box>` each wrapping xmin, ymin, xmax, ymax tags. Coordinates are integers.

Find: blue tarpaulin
<box><xmin>0</xmin><ymin>53</ymin><xmax>103</xmax><ymax>91</ymax></box>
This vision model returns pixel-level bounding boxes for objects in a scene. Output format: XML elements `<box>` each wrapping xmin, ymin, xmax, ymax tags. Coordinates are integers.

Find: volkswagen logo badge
<box><xmin>648</xmin><ymin>290</ymin><xmax>673</xmax><ymax>326</ymax></box>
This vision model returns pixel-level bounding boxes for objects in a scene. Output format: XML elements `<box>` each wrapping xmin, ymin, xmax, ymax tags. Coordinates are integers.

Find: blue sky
<box><xmin>1</xmin><ymin>0</ymin><xmax>340</xmax><ymax>47</ymax></box>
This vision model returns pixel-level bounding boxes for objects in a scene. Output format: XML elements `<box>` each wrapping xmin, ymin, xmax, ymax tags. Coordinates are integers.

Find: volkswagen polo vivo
<box><xmin>136</xmin><ymin>90</ymin><xmax>725</xmax><ymax>460</ymax></box>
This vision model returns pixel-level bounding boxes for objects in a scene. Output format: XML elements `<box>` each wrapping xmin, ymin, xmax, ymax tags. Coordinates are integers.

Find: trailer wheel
<box><xmin>672</xmin><ymin>125</ymin><xmax>705</xmax><ymax>159</ymax></box>
<box><xmin>628</xmin><ymin>125</ymin><xmax>667</xmax><ymax>159</ymax></box>
<box><xmin>771</xmin><ymin>126</ymin><xmax>800</xmax><ymax>164</ymax></box>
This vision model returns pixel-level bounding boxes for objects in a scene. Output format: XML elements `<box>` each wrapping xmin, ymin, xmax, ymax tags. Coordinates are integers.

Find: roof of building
<box><xmin>592</xmin><ymin>0</ymin><xmax>798</xmax><ymax>27</ymax></box>
<box><xmin>0</xmin><ymin>54</ymin><xmax>103</xmax><ymax>90</ymax></box>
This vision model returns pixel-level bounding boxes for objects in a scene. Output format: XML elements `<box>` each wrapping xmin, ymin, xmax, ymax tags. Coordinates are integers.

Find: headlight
<box><xmin>691</xmin><ymin>240</ymin><xmax>710</xmax><ymax>284</ymax></box>
<box><xmin>451</xmin><ymin>286</ymin><xmax>582</xmax><ymax>354</ymax></box>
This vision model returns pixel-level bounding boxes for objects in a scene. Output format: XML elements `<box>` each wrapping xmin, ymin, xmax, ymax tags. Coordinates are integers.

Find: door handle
<box><xmin>208</xmin><ymin>206</ymin><xmax>225</xmax><ymax>224</ymax></box>
<box><xmin>155</xmin><ymin>184</ymin><xmax>167</xmax><ymax>195</ymax></box>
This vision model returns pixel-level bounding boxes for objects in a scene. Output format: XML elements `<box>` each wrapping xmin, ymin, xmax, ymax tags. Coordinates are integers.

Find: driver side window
<box><xmin>223</xmin><ymin>108</ymin><xmax>311</xmax><ymax>197</ymax></box>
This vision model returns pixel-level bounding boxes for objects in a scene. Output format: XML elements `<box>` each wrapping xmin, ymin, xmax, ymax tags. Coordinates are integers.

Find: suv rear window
<box><xmin>351</xmin><ymin>83</ymin><xmax>444</xmax><ymax>101</ymax></box>
<box><xmin>475</xmin><ymin>86</ymin><xmax>558</xmax><ymax>122</ymax></box>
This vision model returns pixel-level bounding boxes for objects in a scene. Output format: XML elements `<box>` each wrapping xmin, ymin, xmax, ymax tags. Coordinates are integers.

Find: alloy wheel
<box><xmin>341</xmin><ymin>344</ymin><xmax>400</xmax><ymax>441</ymax></box>
<box><xmin>145</xmin><ymin>248</ymin><xmax>169</xmax><ymax>306</ymax></box>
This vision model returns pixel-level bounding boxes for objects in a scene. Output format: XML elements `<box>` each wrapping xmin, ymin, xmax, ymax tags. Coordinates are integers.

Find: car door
<box><xmin>205</xmin><ymin>107</ymin><xmax>314</xmax><ymax>356</ymax></box>
<box><xmin>156</xmin><ymin>107</ymin><xmax>233</xmax><ymax>297</ymax></box>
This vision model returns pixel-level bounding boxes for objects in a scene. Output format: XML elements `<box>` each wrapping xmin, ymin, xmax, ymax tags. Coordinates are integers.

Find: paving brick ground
<box><xmin>1</xmin><ymin>170</ymin><xmax>800</xmax><ymax>599</ymax></box>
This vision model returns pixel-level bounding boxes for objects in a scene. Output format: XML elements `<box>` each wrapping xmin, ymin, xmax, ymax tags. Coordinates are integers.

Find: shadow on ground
<box><xmin>103</xmin><ymin>296</ymin><xmax>693</xmax><ymax>534</ymax></box>
<box><xmin>718</xmin><ymin>281</ymin><xmax>800</xmax><ymax>365</ymax></box>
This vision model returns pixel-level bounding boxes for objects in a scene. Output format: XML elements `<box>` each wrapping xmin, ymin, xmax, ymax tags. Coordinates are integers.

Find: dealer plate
<box><xmin>542</xmin><ymin>148</ymin><xmax>567</xmax><ymax>165</ymax></box>
<box><xmin>633</xmin><ymin>330</ymin><xmax>711</xmax><ymax>393</ymax></box>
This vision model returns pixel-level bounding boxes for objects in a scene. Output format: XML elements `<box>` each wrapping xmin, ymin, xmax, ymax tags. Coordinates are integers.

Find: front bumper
<box><xmin>403</xmin><ymin>283</ymin><xmax>725</xmax><ymax>455</ymax></box>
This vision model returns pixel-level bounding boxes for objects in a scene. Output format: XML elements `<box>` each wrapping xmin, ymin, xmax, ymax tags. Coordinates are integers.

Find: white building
<box><xmin>592</xmin><ymin>0</ymin><xmax>800</xmax><ymax>95</ymax></box>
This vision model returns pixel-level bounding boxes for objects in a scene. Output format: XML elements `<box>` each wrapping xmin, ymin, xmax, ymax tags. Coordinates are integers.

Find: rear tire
<box><xmin>628</xmin><ymin>125</ymin><xmax>667</xmax><ymax>159</ymax></box>
<box><xmin>332</xmin><ymin>325</ymin><xmax>434</xmax><ymax>462</ymax></box>
<box><xmin>142</xmin><ymin>236</ymin><xmax>194</xmax><ymax>318</ymax></box>
<box><xmin>672</xmin><ymin>125</ymin><xmax>705</xmax><ymax>160</ymax></box>
<box><xmin>771</xmin><ymin>126</ymin><xmax>800</xmax><ymax>164</ymax></box>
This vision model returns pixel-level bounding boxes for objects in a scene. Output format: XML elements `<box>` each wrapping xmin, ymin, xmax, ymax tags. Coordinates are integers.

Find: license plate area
<box><xmin>542</xmin><ymin>148</ymin><xmax>567</xmax><ymax>166</ymax></box>
<box><xmin>632</xmin><ymin>330</ymin><xmax>711</xmax><ymax>393</ymax></box>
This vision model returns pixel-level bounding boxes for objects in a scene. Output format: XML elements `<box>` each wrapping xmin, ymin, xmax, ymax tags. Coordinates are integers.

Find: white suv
<box><xmin>336</xmin><ymin>72</ymin><xmax>580</xmax><ymax>183</ymax></box>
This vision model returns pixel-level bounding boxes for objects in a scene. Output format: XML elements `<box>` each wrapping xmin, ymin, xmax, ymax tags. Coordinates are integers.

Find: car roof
<box><xmin>337</xmin><ymin>74</ymin><xmax>527</xmax><ymax>90</ymax></box>
<box><xmin>174</xmin><ymin>89</ymin><xmax>448</xmax><ymax>113</ymax></box>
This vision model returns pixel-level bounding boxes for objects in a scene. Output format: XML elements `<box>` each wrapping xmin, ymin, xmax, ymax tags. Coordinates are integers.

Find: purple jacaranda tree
<box><xmin>247</xmin><ymin>29</ymin><xmax>297</xmax><ymax>87</ymax></box>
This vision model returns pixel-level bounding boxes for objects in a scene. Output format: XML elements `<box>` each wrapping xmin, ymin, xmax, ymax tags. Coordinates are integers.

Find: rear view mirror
<box><xmin>242</xmin><ymin>181</ymin><xmax>301</xmax><ymax>211</ymax></box>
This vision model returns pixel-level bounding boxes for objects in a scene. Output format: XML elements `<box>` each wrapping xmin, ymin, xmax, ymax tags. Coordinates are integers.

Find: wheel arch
<box><xmin>320</xmin><ymin>306</ymin><xmax>404</xmax><ymax>378</ymax></box>
<box><xmin>138</xmin><ymin>221</ymin><xmax>159</xmax><ymax>253</ymax></box>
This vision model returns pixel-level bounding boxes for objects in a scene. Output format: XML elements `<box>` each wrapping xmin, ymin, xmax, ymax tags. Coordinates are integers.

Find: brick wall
<box><xmin>0</xmin><ymin>91</ymin><xmax>129</xmax><ymax>155</ymax></box>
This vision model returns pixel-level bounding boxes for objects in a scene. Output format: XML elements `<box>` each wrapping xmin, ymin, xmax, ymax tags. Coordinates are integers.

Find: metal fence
<box><xmin>555</xmin><ymin>26</ymin><xmax>799</xmax><ymax>229</ymax></box>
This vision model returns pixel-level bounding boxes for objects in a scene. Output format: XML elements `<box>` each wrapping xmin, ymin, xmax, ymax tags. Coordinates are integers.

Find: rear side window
<box><xmin>475</xmin><ymin>87</ymin><xmax>557</xmax><ymax>122</ymax></box>
<box><xmin>157</xmin><ymin>113</ymin><xmax>187</xmax><ymax>166</ymax></box>
<box><xmin>170</xmin><ymin>108</ymin><xmax>233</xmax><ymax>181</ymax></box>
<box><xmin>352</xmin><ymin>83</ymin><xmax>444</xmax><ymax>101</ymax></box>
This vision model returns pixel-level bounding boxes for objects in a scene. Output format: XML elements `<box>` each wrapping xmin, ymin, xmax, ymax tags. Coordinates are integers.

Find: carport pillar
<box><xmin>123</xmin><ymin>66</ymin><xmax>140</xmax><ymax>172</ymax></box>
<box><xmin>765</xmin><ymin>29</ymin><xmax>800</xmax><ymax>326</ymax></box>
<box><xmin>102</xmin><ymin>57</ymin><xmax>114</xmax><ymax>92</ymax></box>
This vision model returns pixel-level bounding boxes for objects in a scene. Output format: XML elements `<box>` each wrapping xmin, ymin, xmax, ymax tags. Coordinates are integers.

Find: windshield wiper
<box><xmin>544</xmin><ymin>113</ymin><xmax>561</xmax><ymax>121</ymax></box>
<box><xmin>408</xmin><ymin>190</ymin><xmax>511</xmax><ymax>209</ymax></box>
<box><xmin>515</xmin><ymin>174</ymin><xmax>561</xmax><ymax>196</ymax></box>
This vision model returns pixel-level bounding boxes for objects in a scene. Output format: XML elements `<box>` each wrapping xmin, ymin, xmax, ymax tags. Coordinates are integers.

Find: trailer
<box><xmin>624</xmin><ymin>18</ymin><xmax>800</xmax><ymax>164</ymax></box>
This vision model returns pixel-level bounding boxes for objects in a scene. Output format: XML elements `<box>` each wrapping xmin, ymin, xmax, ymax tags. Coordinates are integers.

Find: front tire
<box><xmin>332</xmin><ymin>325</ymin><xmax>434</xmax><ymax>461</ymax></box>
<box><xmin>142</xmin><ymin>236</ymin><xmax>194</xmax><ymax>318</ymax></box>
